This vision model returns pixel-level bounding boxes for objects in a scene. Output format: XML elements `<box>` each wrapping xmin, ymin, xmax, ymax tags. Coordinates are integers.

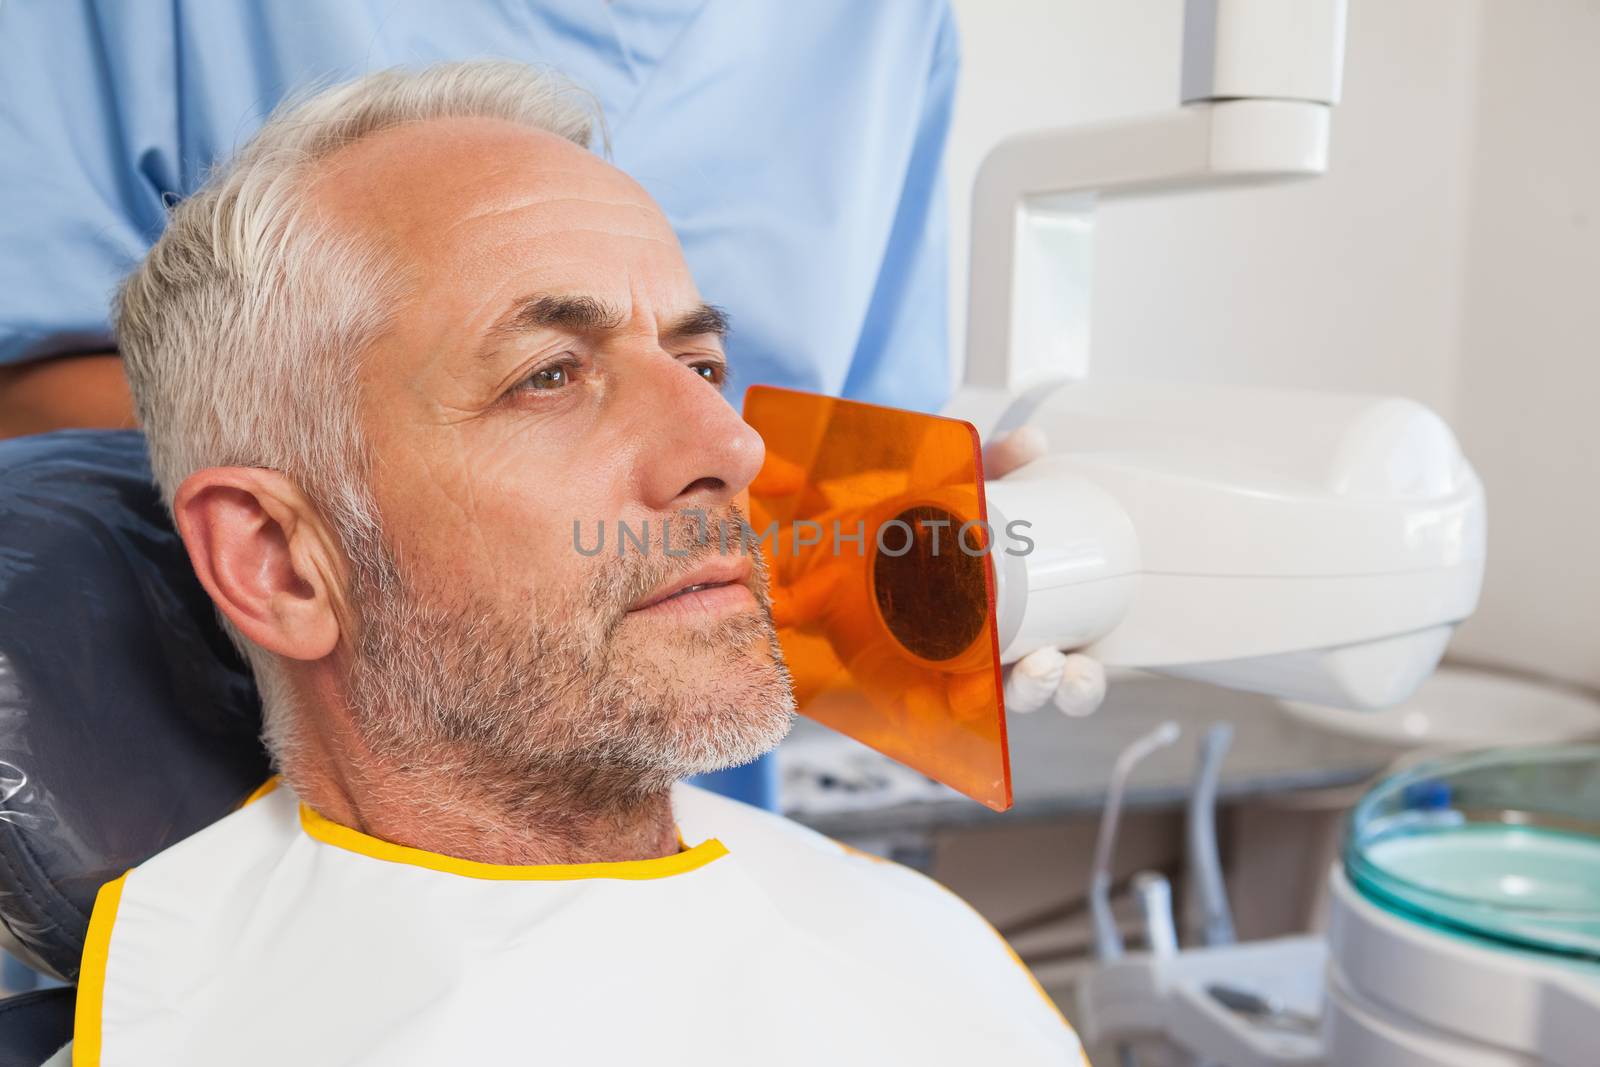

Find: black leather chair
<box><xmin>0</xmin><ymin>989</ymin><xmax>75</xmax><ymax>1067</ymax></box>
<box><xmin>0</xmin><ymin>431</ymin><xmax>269</xmax><ymax>1056</ymax></box>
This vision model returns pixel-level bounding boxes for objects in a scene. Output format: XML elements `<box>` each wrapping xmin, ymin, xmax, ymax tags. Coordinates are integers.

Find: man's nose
<box><xmin>633</xmin><ymin>359</ymin><xmax>765</xmax><ymax>512</ymax></box>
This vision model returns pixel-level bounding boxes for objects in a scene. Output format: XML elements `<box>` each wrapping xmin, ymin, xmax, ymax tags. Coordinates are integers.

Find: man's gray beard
<box><xmin>341</xmin><ymin>515</ymin><xmax>796</xmax><ymax>818</ymax></box>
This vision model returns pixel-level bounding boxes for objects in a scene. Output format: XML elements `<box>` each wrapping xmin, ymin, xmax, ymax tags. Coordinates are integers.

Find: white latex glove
<box><xmin>984</xmin><ymin>425</ymin><xmax>1109</xmax><ymax>718</ymax></box>
<box><xmin>1003</xmin><ymin>649</ymin><xmax>1108</xmax><ymax>717</ymax></box>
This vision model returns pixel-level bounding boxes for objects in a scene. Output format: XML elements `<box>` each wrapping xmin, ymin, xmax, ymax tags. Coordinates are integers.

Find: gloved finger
<box><xmin>1003</xmin><ymin>646</ymin><xmax>1068</xmax><ymax>713</ymax></box>
<box><xmin>1052</xmin><ymin>653</ymin><xmax>1108</xmax><ymax>718</ymax></box>
<box><xmin>983</xmin><ymin>424</ymin><xmax>1048</xmax><ymax>480</ymax></box>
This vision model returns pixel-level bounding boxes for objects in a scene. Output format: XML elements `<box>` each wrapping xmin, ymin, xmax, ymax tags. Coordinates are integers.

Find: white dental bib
<box><xmin>74</xmin><ymin>781</ymin><xmax>1081</xmax><ymax>1065</ymax></box>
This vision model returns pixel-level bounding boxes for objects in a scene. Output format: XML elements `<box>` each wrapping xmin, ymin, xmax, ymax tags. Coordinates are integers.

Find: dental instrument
<box><xmin>1090</xmin><ymin>721</ymin><xmax>1181</xmax><ymax>963</ymax></box>
<box><xmin>1133</xmin><ymin>872</ymin><xmax>1180</xmax><ymax>958</ymax></box>
<box><xmin>1205</xmin><ymin>984</ymin><xmax>1320</xmax><ymax>1037</ymax></box>
<box><xmin>1188</xmin><ymin>724</ymin><xmax>1237</xmax><ymax>947</ymax></box>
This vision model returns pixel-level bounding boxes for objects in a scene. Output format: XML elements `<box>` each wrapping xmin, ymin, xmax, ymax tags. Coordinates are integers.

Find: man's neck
<box><xmin>305</xmin><ymin>768</ymin><xmax>680</xmax><ymax>866</ymax></box>
<box><xmin>287</xmin><ymin>725</ymin><xmax>681</xmax><ymax>866</ymax></box>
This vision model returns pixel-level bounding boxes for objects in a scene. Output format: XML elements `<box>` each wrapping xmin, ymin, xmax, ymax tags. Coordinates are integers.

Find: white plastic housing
<box><xmin>1181</xmin><ymin>0</ymin><xmax>1347</xmax><ymax>106</ymax></box>
<box><xmin>963</xmin><ymin>0</ymin><xmax>1348</xmax><ymax>400</ymax></box>
<box><xmin>968</xmin><ymin>380</ymin><xmax>1486</xmax><ymax>710</ymax></box>
<box><xmin>1326</xmin><ymin>868</ymin><xmax>1600</xmax><ymax>1067</ymax></box>
<box><xmin>965</xmin><ymin>99</ymin><xmax>1332</xmax><ymax>400</ymax></box>
<box><xmin>1074</xmin><ymin>935</ymin><xmax>1327</xmax><ymax>1067</ymax></box>
<box><xmin>986</xmin><ymin>463</ymin><xmax>1139</xmax><ymax>657</ymax></box>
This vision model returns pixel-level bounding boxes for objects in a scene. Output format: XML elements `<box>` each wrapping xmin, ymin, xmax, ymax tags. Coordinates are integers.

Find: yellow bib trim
<box><xmin>299</xmin><ymin>803</ymin><xmax>728</xmax><ymax>881</ymax></box>
<box><xmin>73</xmin><ymin>871</ymin><xmax>129</xmax><ymax>1067</ymax></box>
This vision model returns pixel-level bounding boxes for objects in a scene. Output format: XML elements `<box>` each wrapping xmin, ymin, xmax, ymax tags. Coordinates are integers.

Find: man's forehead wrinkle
<box><xmin>438</xmin><ymin>207</ymin><xmax>678</xmax><ymax>257</ymax></box>
<box><xmin>450</xmin><ymin>193</ymin><xmax>663</xmax><ymax>227</ymax></box>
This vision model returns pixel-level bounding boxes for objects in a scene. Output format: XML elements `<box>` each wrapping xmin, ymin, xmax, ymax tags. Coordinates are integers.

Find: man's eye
<box><xmin>514</xmin><ymin>357</ymin><xmax>581</xmax><ymax>395</ymax></box>
<box><xmin>531</xmin><ymin>365</ymin><xmax>569</xmax><ymax>389</ymax></box>
<box><xmin>691</xmin><ymin>362</ymin><xmax>727</xmax><ymax>387</ymax></box>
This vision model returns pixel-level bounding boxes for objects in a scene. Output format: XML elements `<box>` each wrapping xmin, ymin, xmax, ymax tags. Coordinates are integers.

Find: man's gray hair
<box><xmin>115</xmin><ymin>61</ymin><xmax>599</xmax><ymax>757</ymax></box>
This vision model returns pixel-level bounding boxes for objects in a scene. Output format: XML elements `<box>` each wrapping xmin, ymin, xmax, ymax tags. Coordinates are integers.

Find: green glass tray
<box><xmin>1344</xmin><ymin>745</ymin><xmax>1600</xmax><ymax>961</ymax></box>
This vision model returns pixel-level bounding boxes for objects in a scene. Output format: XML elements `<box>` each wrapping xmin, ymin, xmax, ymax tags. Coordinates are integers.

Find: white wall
<box><xmin>946</xmin><ymin>0</ymin><xmax>1600</xmax><ymax>688</ymax></box>
<box><xmin>1446</xmin><ymin>0</ymin><xmax>1600</xmax><ymax>687</ymax></box>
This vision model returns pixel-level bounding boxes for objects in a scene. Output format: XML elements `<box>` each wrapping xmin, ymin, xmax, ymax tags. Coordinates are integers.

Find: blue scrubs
<box><xmin>0</xmin><ymin>0</ymin><xmax>959</xmax><ymax>808</ymax></box>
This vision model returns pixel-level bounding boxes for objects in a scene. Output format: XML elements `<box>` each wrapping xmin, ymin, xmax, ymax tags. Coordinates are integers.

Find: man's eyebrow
<box><xmin>662</xmin><ymin>303</ymin><xmax>730</xmax><ymax>344</ymax></box>
<box><xmin>488</xmin><ymin>294</ymin><xmax>627</xmax><ymax>342</ymax></box>
<box><xmin>480</xmin><ymin>296</ymin><xmax>729</xmax><ymax>359</ymax></box>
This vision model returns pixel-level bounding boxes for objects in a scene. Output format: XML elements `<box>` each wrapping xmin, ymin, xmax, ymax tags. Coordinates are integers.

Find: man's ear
<box><xmin>172</xmin><ymin>468</ymin><xmax>348</xmax><ymax>662</ymax></box>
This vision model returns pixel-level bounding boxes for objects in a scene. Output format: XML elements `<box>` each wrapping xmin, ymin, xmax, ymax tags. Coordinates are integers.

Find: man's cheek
<box><xmin>464</xmin><ymin>471</ymin><xmax>573</xmax><ymax>548</ymax></box>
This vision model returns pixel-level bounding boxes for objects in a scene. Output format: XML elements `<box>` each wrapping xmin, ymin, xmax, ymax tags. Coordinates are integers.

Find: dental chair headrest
<box><xmin>0</xmin><ymin>431</ymin><xmax>268</xmax><ymax>981</ymax></box>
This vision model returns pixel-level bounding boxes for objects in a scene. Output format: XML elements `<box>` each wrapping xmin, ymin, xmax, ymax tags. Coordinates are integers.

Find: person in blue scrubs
<box><xmin>0</xmin><ymin>0</ymin><xmax>960</xmax><ymax>809</ymax></box>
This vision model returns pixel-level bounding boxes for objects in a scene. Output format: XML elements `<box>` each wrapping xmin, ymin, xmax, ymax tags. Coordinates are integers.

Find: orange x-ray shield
<box><xmin>743</xmin><ymin>386</ymin><xmax>1012</xmax><ymax>811</ymax></box>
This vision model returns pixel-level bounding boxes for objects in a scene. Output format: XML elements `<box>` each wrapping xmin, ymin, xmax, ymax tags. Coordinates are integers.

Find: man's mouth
<box><xmin>628</xmin><ymin>557</ymin><xmax>758</xmax><ymax>620</ymax></box>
